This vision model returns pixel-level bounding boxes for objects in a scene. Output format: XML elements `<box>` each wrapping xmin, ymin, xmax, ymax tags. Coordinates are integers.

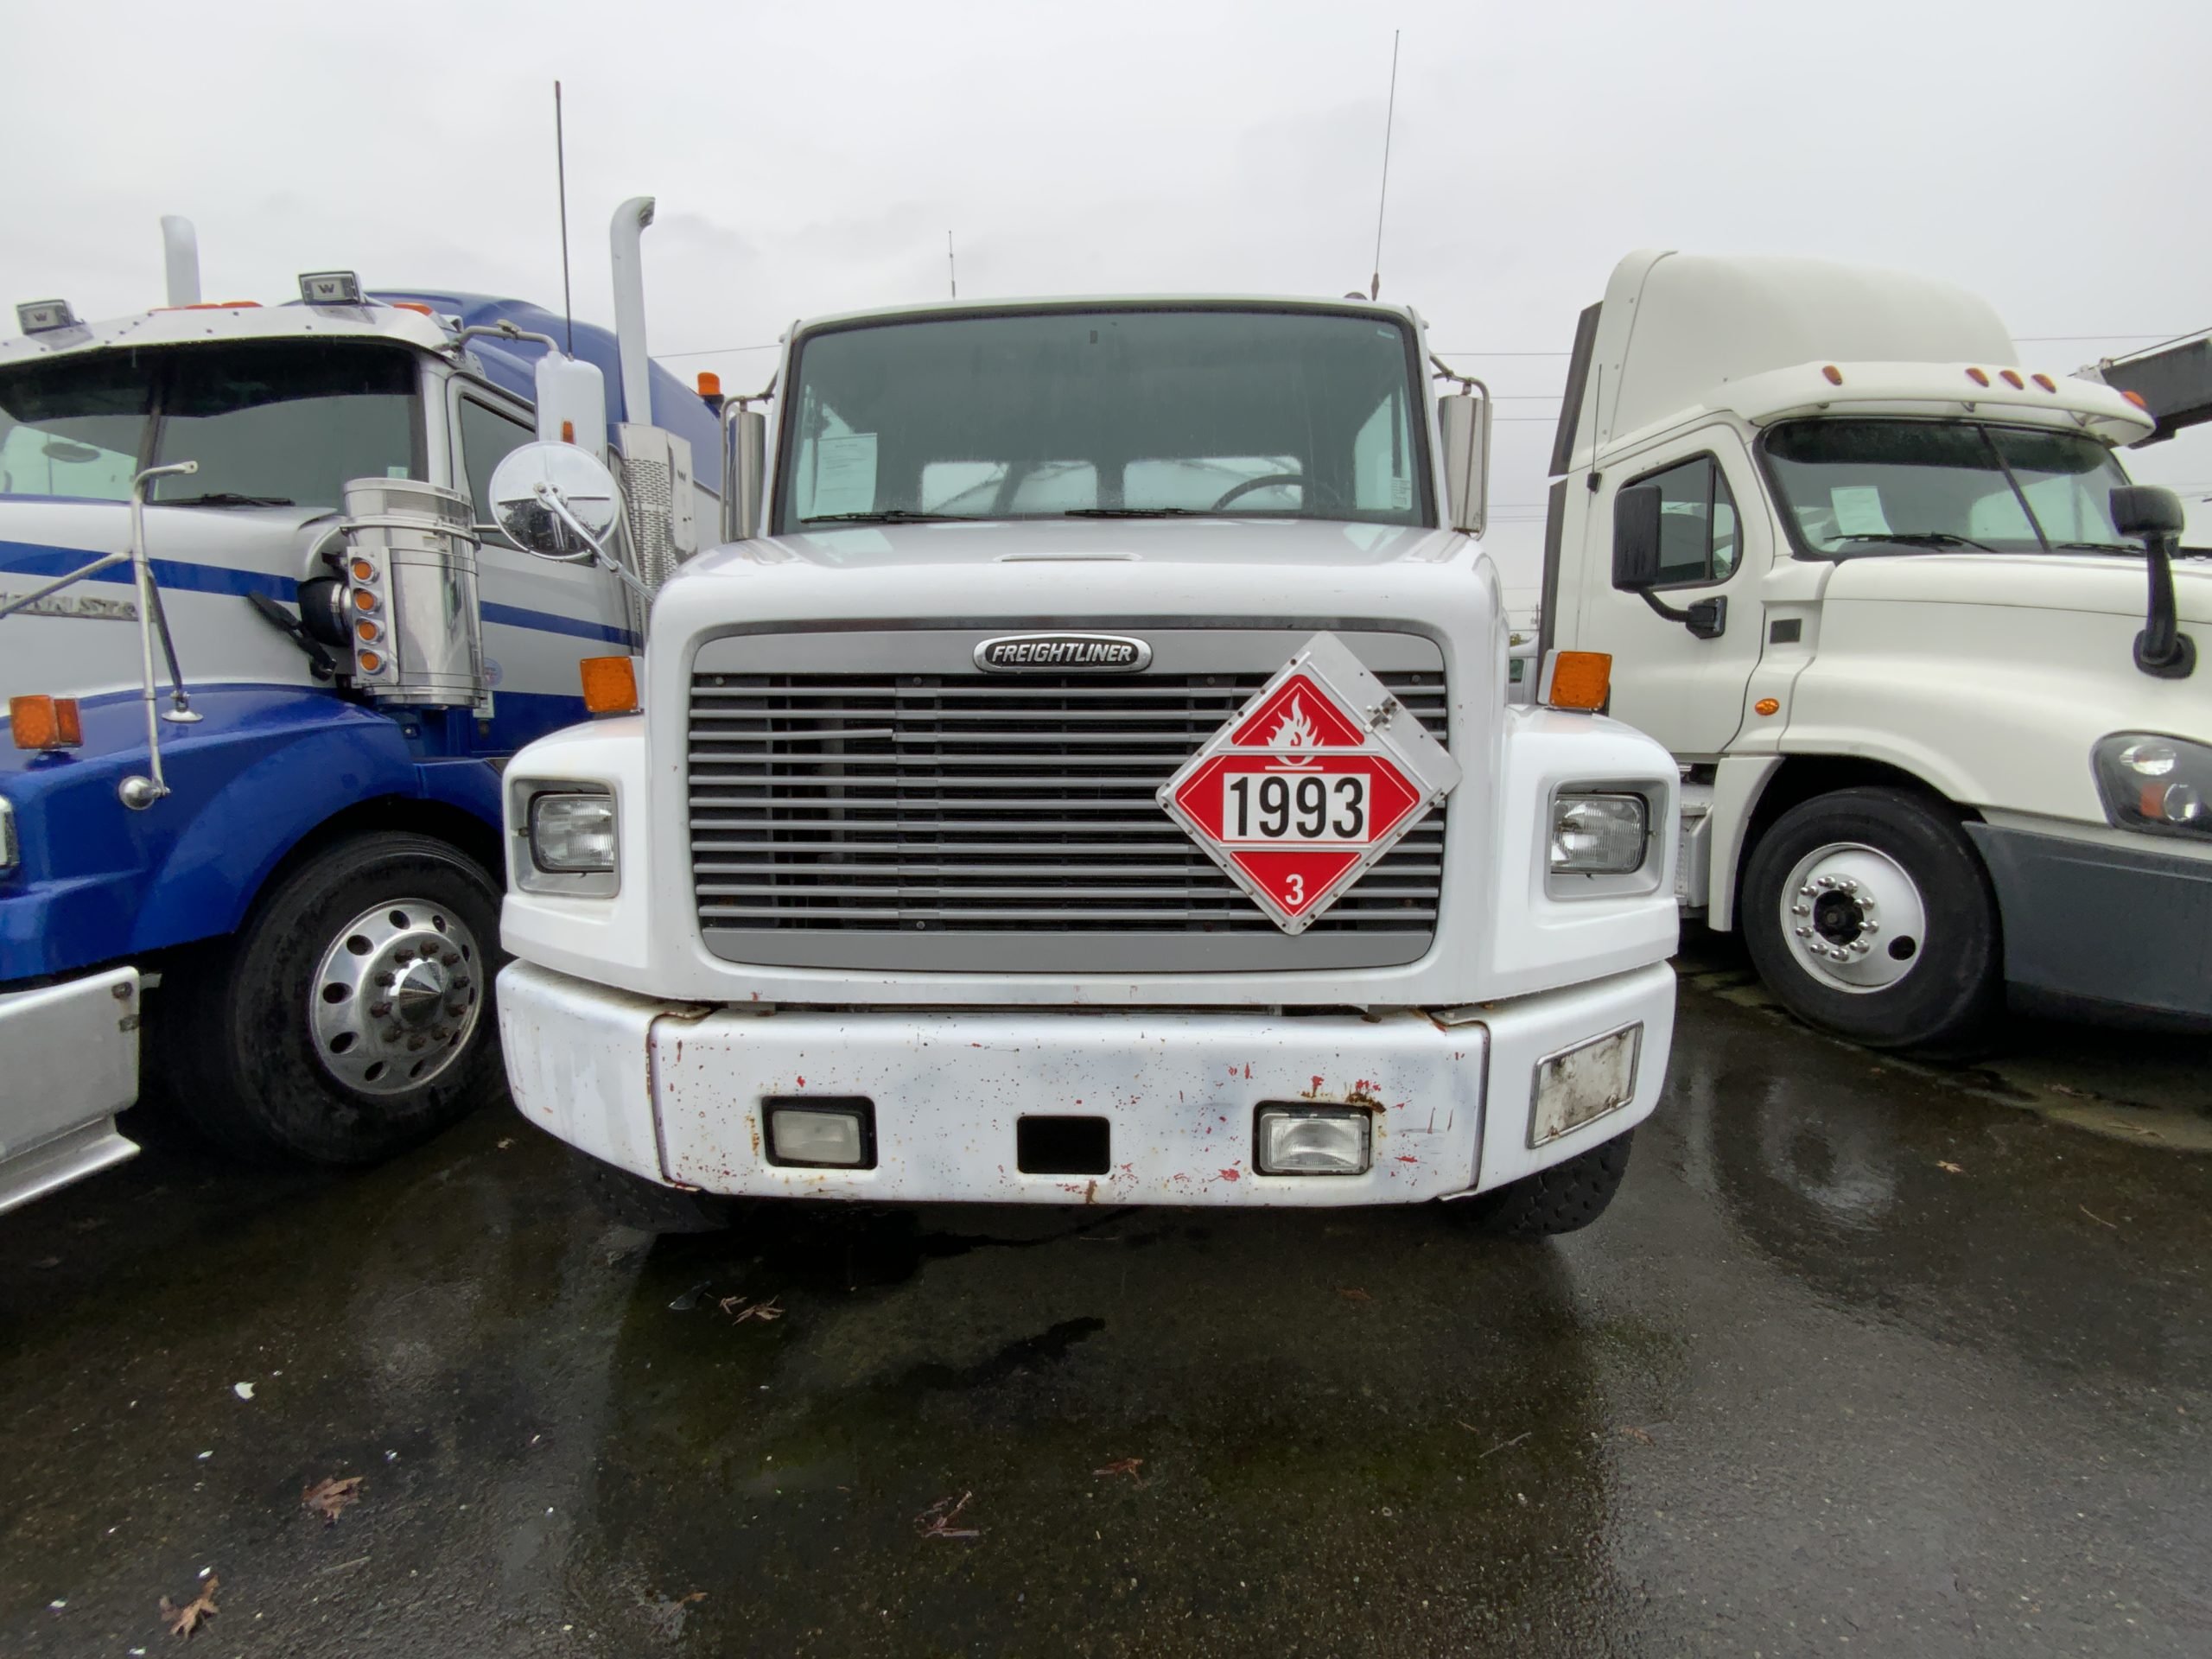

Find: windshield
<box><xmin>774</xmin><ymin>308</ymin><xmax>1431</xmax><ymax>533</ymax></box>
<box><xmin>0</xmin><ymin>340</ymin><xmax>423</xmax><ymax>507</ymax></box>
<box><xmin>1763</xmin><ymin>419</ymin><xmax>2138</xmax><ymax>556</ymax></box>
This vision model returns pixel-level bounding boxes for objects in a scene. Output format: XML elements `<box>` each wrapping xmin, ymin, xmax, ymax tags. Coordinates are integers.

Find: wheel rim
<box><xmin>309</xmin><ymin>898</ymin><xmax>485</xmax><ymax>1095</ymax></box>
<box><xmin>1777</xmin><ymin>841</ymin><xmax>1929</xmax><ymax>995</ymax></box>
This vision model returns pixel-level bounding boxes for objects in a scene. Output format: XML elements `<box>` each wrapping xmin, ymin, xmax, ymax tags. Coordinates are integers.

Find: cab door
<box><xmin>1580</xmin><ymin>435</ymin><xmax>1770</xmax><ymax>759</ymax></box>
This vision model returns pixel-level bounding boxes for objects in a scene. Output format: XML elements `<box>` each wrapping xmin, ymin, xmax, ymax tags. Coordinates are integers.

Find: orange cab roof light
<box><xmin>696</xmin><ymin>371</ymin><xmax>722</xmax><ymax>398</ymax></box>
<box><xmin>1965</xmin><ymin>366</ymin><xmax>1990</xmax><ymax>387</ymax></box>
<box><xmin>389</xmin><ymin>301</ymin><xmax>434</xmax><ymax>315</ymax></box>
<box><xmin>2121</xmin><ymin>389</ymin><xmax>2150</xmax><ymax>410</ymax></box>
<box><xmin>2032</xmin><ymin>372</ymin><xmax>2057</xmax><ymax>391</ymax></box>
<box><xmin>579</xmin><ymin>655</ymin><xmax>640</xmax><ymax>715</ymax></box>
<box><xmin>1544</xmin><ymin>652</ymin><xmax>1612</xmax><ymax>713</ymax></box>
<box><xmin>10</xmin><ymin>694</ymin><xmax>83</xmax><ymax>751</ymax></box>
<box><xmin>1999</xmin><ymin>369</ymin><xmax>2024</xmax><ymax>389</ymax></box>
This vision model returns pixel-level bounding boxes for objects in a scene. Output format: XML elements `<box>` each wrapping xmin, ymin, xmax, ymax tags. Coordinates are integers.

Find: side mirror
<box><xmin>1611</xmin><ymin>485</ymin><xmax>1663</xmax><ymax>589</ymax></box>
<box><xmin>2111</xmin><ymin>483</ymin><xmax>2185</xmax><ymax>542</ymax></box>
<box><xmin>1439</xmin><ymin>392</ymin><xmax>1490</xmax><ymax>535</ymax></box>
<box><xmin>725</xmin><ymin>405</ymin><xmax>767</xmax><ymax>542</ymax></box>
<box><xmin>488</xmin><ymin>441</ymin><xmax>625</xmax><ymax>563</ymax></box>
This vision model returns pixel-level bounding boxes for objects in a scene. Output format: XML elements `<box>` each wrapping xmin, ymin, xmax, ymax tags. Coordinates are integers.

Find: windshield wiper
<box><xmin>1831</xmin><ymin>531</ymin><xmax>1999</xmax><ymax>552</ymax></box>
<box><xmin>799</xmin><ymin>509</ymin><xmax>979</xmax><ymax>525</ymax></box>
<box><xmin>1058</xmin><ymin>507</ymin><xmax>1208</xmax><ymax>518</ymax></box>
<box><xmin>2053</xmin><ymin>541</ymin><xmax>2142</xmax><ymax>554</ymax></box>
<box><xmin>161</xmin><ymin>492</ymin><xmax>296</xmax><ymax>508</ymax></box>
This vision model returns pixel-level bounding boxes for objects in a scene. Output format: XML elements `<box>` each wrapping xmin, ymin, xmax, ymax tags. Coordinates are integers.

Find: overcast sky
<box><xmin>7</xmin><ymin>0</ymin><xmax>2208</xmax><ymax>586</ymax></box>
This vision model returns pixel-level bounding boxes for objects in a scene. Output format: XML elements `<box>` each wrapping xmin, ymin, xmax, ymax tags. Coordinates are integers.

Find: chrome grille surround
<box><xmin>687</xmin><ymin>628</ymin><xmax>1450</xmax><ymax>973</ymax></box>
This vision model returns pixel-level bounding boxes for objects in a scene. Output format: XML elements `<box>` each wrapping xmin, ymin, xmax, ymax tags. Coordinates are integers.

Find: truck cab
<box><xmin>1540</xmin><ymin>251</ymin><xmax>2209</xmax><ymax>1050</ymax></box>
<box><xmin>493</xmin><ymin>295</ymin><xmax>1681</xmax><ymax>1235</ymax></box>
<box><xmin>0</xmin><ymin>207</ymin><xmax>718</xmax><ymax>1210</ymax></box>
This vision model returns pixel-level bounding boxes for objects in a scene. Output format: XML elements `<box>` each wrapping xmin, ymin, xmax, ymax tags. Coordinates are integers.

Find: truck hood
<box><xmin>1821</xmin><ymin>548</ymin><xmax>2212</xmax><ymax>624</ymax></box>
<box><xmin>686</xmin><ymin>517</ymin><xmax>1462</xmax><ymax>575</ymax></box>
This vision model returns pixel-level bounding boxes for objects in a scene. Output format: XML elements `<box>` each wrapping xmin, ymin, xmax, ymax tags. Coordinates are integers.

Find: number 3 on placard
<box><xmin>1285</xmin><ymin>873</ymin><xmax>1306</xmax><ymax>907</ymax></box>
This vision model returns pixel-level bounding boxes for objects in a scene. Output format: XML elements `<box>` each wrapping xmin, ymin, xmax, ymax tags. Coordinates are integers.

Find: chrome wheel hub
<box><xmin>309</xmin><ymin>899</ymin><xmax>483</xmax><ymax>1095</ymax></box>
<box><xmin>1778</xmin><ymin>842</ymin><xmax>1927</xmax><ymax>995</ymax></box>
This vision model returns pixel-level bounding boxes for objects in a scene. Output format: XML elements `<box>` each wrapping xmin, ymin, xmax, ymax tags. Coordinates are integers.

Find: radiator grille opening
<box><xmin>686</xmin><ymin>655</ymin><xmax>1451</xmax><ymax>970</ymax></box>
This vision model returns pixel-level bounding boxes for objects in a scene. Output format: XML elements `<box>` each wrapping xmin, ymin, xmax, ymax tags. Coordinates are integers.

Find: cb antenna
<box><xmin>948</xmin><ymin>231</ymin><xmax>957</xmax><ymax>299</ymax></box>
<box><xmin>1370</xmin><ymin>29</ymin><xmax>1401</xmax><ymax>302</ymax></box>
<box><xmin>554</xmin><ymin>80</ymin><xmax>575</xmax><ymax>354</ymax></box>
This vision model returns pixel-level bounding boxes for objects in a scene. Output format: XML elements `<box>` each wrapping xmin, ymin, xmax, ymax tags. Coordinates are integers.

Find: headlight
<box><xmin>2094</xmin><ymin>734</ymin><xmax>2211</xmax><ymax>839</ymax></box>
<box><xmin>0</xmin><ymin>796</ymin><xmax>17</xmax><ymax>873</ymax></box>
<box><xmin>1550</xmin><ymin>791</ymin><xmax>1649</xmax><ymax>874</ymax></box>
<box><xmin>531</xmin><ymin>791</ymin><xmax>617</xmax><ymax>871</ymax></box>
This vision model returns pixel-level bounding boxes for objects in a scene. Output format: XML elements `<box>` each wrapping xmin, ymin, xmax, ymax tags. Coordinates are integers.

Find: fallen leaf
<box><xmin>1337</xmin><ymin>1287</ymin><xmax>1372</xmax><ymax>1303</ymax></box>
<box><xmin>2080</xmin><ymin>1205</ymin><xmax>2120</xmax><ymax>1230</ymax></box>
<box><xmin>1937</xmin><ymin>1160</ymin><xmax>1964</xmax><ymax>1175</ymax></box>
<box><xmin>1094</xmin><ymin>1457</ymin><xmax>1147</xmax><ymax>1484</ymax></box>
<box><xmin>917</xmin><ymin>1491</ymin><xmax>982</xmax><ymax>1540</ymax></box>
<box><xmin>1619</xmin><ymin>1425</ymin><xmax>1656</xmax><ymax>1446</ymax></box>
<box><xmin>159</xmin><ymin>1575</ymin><xmax>218</xmax><ymax>1638</ymax></box>
<box><xmin>719</xmin><ymin>1295</ymin><xmax>784</xmax><ymax>1325</ymax></box>
<box><xmin>232</xmin><ymin>1382</ymin><xmax>255</xmax><ymax>1402</ymax></box>
<box><xmin>2047</xmin><ymin>1084</ymin><xmax>2088</xmax><ymax>1098</ymax></box>
<box><xmin>302</xmin><ymin>1476</ymin><xmax>364</xmax><ymax>1525</ymax></box>
<box><xmin>497</xmin><ymin>1137</ymin><xmax>516</xmax><ymax>1149</ymax></box>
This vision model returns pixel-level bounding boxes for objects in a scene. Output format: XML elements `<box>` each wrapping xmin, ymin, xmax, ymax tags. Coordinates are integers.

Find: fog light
<box><xmin>1255</xmin><ymin>1107</ymin><xmax>1371</xmax><ymax>1175</ymax></box>
<box><xmin>766</xmin><ymin>1103</ymin><xmax>873</xmax><ymax>1168</ymax></box>
<box><xmin>1530</xmin><ymin>1024</ymin><xmax>1641</xmax><ymax>1147</ymax></box>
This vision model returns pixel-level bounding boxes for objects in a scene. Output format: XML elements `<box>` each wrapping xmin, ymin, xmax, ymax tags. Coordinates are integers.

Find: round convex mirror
<box><xmin>487</xmin><ymin>442</ymin><xmax>625</xmax><ymax>562</ymax></box>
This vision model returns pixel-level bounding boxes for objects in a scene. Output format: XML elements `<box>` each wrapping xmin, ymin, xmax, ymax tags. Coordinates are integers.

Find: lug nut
<box><xmin>441</xmin><ymin>951</ymin><xmax>461</xmax><ymax>967</ymax></box>
<box><xmin>407</xmin><ymin>1034</ymin><xmax>427</xmax><ymax>1052</ymax></box>
<box><xmin>368</xmin><ymin>1001</ymin><xmax>391</xmax><ymax>1018</ymax></box>
<box><xmin>373</xmin><ymin>971</ymin><xmax>396</xmax><ymax>988</ymax></box>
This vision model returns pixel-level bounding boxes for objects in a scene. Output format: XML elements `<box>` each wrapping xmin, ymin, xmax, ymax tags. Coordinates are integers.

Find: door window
<box><xmin>458</xmin><ymin>396</ymin><xmax>536</xmax><ymax>544</ymax></box>
<box><xmin>1627</xmin><ymin>454</ymin><xmax>1739</xmax><ymax>587</ymax></box>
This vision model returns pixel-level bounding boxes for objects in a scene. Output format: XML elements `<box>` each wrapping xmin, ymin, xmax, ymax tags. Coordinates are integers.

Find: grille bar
<box><xmin>687</xmin><ymin>658</ymin><xmax>1450</xmax><ymax>957</ymax></box>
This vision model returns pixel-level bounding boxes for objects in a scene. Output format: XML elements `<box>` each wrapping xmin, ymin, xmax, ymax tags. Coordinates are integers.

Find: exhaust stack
<box><xmin>160</xmin><ymin>216</ymin><xmax>200</xmax><ymax>308</ymax></box>
<box><xmin>609</xmin><ymin>196</ymin><xmax>655</xmax><ymax>427</ymax></box>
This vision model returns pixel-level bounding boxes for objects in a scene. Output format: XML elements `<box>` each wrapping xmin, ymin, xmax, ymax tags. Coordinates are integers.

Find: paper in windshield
<box><xmin>1829</xmin><ymin>485</ymin><xmax>1891</xmax><ymax>537</ymax></box>
<box><xmin>808</xmin><ymin>433</ymin><xmax>879</xmax><ymax>518</ymax></box>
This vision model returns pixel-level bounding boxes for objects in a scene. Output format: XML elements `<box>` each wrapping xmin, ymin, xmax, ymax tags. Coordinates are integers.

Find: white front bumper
<box><xmin>0</xmin><ymin>966</ymin><xmax>141</xmax><ymax>1215</ymax></box>
<box><xmin>499</xmin><ymin>961</ymin><xmax>1674</xmax><ymax>1207</ymax></box>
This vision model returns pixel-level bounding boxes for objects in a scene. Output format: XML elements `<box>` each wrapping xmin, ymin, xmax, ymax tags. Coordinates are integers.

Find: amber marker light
<box><xmin>357</xmin><ymin>649</ymin><xmax>385</xmax><ymax>672</ymax></box>
<box><xmin>355</xmin><ymin>620</ymin><xmax>379</xmax><ymax>643</ymax></box>
<box><xmin>2122</xmin><ymin>390</ymin><xmax>2149</xmax><ymax>410</ymax></box>
<box><xmin>349</xmin><ymin>558</ymin><xmax>375</xmax><ymax>582</ymax></box>
<box><xmin>579</xmin><ymin>655</ymin><xmax>640</xmax><ymax>715</ymax></box>
<box><xmin>1545</xmin><ymin>652</ymin><xmax>1612</xmax><ymax>712</ymax></box>
<box><xmin>1966</xmin><ymin>366</ymin><xmax>1990</xmax><ymax>387</ymax></box>
<box><xmin>2032</xmin><ymin>372</ymin><xmax>2056</xmax><ymax>391</ymax></box>
<box><xmin>1755</xmin><ymin>697</ymin><xmax>1781</xmax><ymax>717</ymax></box>
<box><xmin>352</xmin><ymin>588</ymin><xmax>378</xmax><ymax>611</ymax></box>
<box><xmin>10</xmin><ymin>694</ymin><xmax>83</xmax><ymax>751</ymax></box>
<box><xmin>1821</xmin><ymin>365</ymin><xmax>1843</xmax><ymax>385</ymax></box>
<box><xmin>1999</xmin><ymin>369</ymin><xmax>2024</xmax><ymax>389</ymax></box>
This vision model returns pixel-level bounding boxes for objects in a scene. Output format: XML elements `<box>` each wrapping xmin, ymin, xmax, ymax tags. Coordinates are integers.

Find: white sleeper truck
<box><xmin>1537</xmin><ymin>251</ymin><xmax>2209</xmax><ymax>1051</ymax></box>
<box><xmin>493</xmin><ymin>296</ymin><xmax>1680</xmax><ymax>1233</ymax></box>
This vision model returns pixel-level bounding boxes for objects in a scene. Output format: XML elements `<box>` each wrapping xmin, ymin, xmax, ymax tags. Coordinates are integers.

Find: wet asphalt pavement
<box><xmin>3</xmin><ymin>953</ymin><xmax>2209</xmax><ymax>1657</ymax></box>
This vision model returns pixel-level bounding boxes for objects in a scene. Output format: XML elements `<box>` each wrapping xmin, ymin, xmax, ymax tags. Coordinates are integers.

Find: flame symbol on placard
<box><xmin>1272</xmin><ymin>696</ymin><xmax>1319</xmax><ymax>748</ymax></box>
<box><xmin>1268</xmin><ymin>695</ymin><xmax>1323</xmax><ymax>768</ymax></box>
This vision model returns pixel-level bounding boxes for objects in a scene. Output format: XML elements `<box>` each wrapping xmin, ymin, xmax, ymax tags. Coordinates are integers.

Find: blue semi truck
<box><xmin>0</xmin><ymin>201</ymin><xmax>722</xmax><ymax>1209</ymax></box>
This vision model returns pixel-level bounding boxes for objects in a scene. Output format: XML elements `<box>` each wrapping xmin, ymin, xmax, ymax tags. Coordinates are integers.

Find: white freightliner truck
<box><xmin>1536</xmin><ymin>251</ymin><xmax>2209</xmax><ymax>1051</ymax></box>
<box><xmin>491</xmin><ymin>297</ymin><xmax>1681</xmax><ymax>1233</ymax></box>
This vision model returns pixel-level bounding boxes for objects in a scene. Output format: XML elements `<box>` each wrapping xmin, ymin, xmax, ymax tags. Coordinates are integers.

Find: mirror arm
<box><xmin>2135</xmin><ymin>534</ymin><xmax>2198</xmax><ymax>678</ymax></box>
<box><xmin>1636</xmin><ymin>588</ymin><xmax>1728</xmax><ymax>640</ymax></box>
<box><xmin>539</xmin><ymin>485</ymin><xmax>653</xmax><ymax>608</ymax></box>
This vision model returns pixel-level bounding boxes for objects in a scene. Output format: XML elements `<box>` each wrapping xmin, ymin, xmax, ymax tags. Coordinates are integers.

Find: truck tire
<box><xmin>576</xmin><ymin>1153</ymin><xmax>737</xmax><ymax>1234</ymax></box>
<box><xmin>1740</xmin><ymin>785</ymin><xmax>2002</xmax><ymax>1055</ymax></box>
<box><xmin>158</xmin><ymin>831</ymin><xmax>505</xmax><ymax>1164</ymax></box>
<box><xmin>1458</xmin><ymin>1130</ymin><xmax>1634</xmax><ymax>1236</ymax></box>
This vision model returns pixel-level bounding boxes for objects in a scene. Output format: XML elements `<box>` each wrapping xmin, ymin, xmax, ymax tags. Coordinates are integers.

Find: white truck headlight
<box><xmin>1549</xmin><ymin>791</ymin><xmax>1649</xmax><ymax>874</ymax></box>
<box><xmin>2095</xmin><ymin>734</ymin><xmax>2211</xmax><ymax>839</ymax></box>
<box><xmin>518</xmin><ymin>786</ymin><xmax>618</xmax><ymax>894</ymax></box>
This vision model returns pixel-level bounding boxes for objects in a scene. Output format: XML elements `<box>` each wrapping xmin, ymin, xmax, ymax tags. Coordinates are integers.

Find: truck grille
<box><xmin>686</xmin><ymin>645</ymin><xmax>1451</xmax><ymax>974</ymax></box>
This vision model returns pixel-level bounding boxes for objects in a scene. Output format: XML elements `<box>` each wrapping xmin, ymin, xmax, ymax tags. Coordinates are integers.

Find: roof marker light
<box><xmin>2121</xmin><ymin>389</ymin><xmax>2149</xmax><ymax>410</ymax></box>
<box><xmin>389</xmin><ymin>301</ymin><xmax>433</xmax><ymax>316</ymax></box>
<box><xmin>696</xmin><ymin>371</ymin><xmax>721</xmax><ymax>398</ymax></box>
<box><xmin>1966</xmin><ymin>366</ymin><xmax>1990</xmax><ymax>387</ymax></box>
<box><xmin>1999</xmin><ymin>369</ymin><xmax>2024</xmax><ymax>389</ymax></box>
<box><xmin>299</xmin><ymin>271</ymin><xmax>363</xmax><ymax>306</ymax></box>
<box><xmin>2032</xmin><ymin>372</ymin><xmax>2056</xmax><ymax>391</ymax></box>
<box><xmin>15</xmin><ymin>300</ymin><xmax>79</xmax><ymax>334</ymax></box>
<box><xmin>1821</xmin><ymin>365</ymin><xmax>1843</xmax><ymax>385</ymax></box>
